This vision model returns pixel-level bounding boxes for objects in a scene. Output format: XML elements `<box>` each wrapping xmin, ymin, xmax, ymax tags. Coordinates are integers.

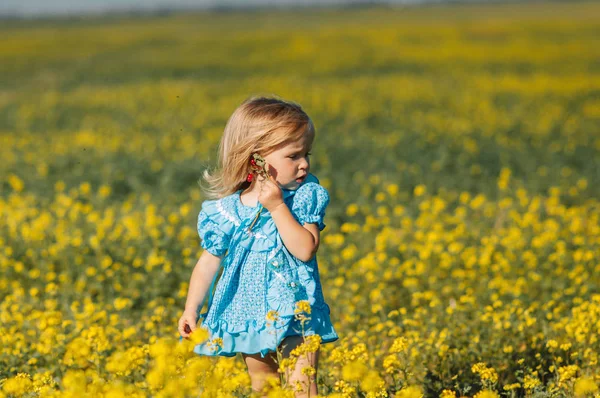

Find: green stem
<box><xmin>247</xmin><ymin>205</ymin><xmax>263</xmax><ymax>232</ymax></box>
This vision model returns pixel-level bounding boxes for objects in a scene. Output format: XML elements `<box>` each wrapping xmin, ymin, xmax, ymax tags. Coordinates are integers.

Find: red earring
<box><xmin>247</xmin><ymin>157</ymin><xmax>259</xmax><ymax>182</ymax></box>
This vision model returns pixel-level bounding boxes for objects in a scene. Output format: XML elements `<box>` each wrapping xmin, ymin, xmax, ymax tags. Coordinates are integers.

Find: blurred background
<box><xmin>1</xmin><ymin>0</ymin><xmax>599</xmax><ymax>397</ymax></box>
<box><xmin>0</xmin><ymin>0</ymin><xmax>546</xmax><ymax>17</ymax></box>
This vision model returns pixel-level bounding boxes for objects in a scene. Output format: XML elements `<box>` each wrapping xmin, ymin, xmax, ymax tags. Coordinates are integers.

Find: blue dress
<box><xmin>193</xmin><ymin>173</ymin><xmax>339</xmax><ymax>358</ymax></box>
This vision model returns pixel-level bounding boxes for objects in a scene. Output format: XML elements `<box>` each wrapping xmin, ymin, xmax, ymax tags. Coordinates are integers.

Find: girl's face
<box><xmin>263</xmin><ymin>134</ymin><xmax>312</xmax><ymax>190</ymax></box>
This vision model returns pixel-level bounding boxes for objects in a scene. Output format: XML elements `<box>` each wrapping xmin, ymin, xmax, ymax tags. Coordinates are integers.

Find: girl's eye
<box><xmin>288</xmin><ymin>152</ymin><xmax>311</xmax><ymax>159</ymax></box>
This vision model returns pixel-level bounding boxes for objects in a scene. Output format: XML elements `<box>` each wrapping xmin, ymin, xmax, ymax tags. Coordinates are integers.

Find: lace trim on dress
<box><xmin>216</xmin><ymin>197</ymin><xmax>270</xmax><ymax>240</ymax></box>
<box><xmin>248</xmin><ymin>230</ymin><xmax>268</xmax><ymax>239</ymax></box>
<box><xmin>216</xmin><ymin>198</ymin><xmax>241</xmax><ymax>227</ymax></box>
<box><xmin>266</xmin><ymin>244</ymin><xmax>281</xmax><ymax>260</ymax></box>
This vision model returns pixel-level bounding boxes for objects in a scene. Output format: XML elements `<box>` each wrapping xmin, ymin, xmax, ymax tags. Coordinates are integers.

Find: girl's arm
<box><xmin>270</xmin><ymin>202</ymin><xmax>320</xmax><ymax>262</ymax></box>
<box><xmin>183</xmin><ymin>250</ymin><xmax>222</xmax><ymax>315</ymax></box>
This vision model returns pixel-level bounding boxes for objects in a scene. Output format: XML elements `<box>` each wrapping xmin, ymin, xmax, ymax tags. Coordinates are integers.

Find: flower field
<box><xmin>1</xmin><ymin>1</ymin><xmax>599</xmax><ymax>396</ymax></box>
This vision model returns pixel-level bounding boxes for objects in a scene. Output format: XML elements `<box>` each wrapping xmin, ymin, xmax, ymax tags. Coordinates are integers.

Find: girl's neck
<box><xmin>239</xmin><ymin>181</ymin><xmax>260</xmax><ymax>206</ymax></box>
<box><xmin>239</xmin><ymin>179</ymin><xmax>291</xmax><ymax>207</ymax></box>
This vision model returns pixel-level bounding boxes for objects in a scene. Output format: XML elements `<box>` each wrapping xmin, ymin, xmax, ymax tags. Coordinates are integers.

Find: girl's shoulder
<box><xmin>202</xmin><ymin>190</ymin><xmax>239</xmax><ymax>209</ymax></box>
<box><xmin>199</xmin><ymin>191</ymin><xmax>243</xmax><ymax>229</ymax></box>
<box><xmin>196</xmin><ymin>192</ymin><xmax>242</xmax><ymax>257</ymax></box>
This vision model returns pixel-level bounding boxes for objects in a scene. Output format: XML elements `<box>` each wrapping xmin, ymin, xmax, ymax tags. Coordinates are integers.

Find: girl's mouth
<box><xmin>296</xmin><ymin>176</ymin><xmax>305</xmax><ymax>183</ymax></box>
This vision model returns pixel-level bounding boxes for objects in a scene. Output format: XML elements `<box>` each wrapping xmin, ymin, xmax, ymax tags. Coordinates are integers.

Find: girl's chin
<box><xmin>281</xmin><ymin>180</ymin><xmax>302</xmax><ymax>190</ymax></box>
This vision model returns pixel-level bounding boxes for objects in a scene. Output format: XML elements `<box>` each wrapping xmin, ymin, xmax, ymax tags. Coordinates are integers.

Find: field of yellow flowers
<box><xmin>1</xmin><ymin>1</ymin><xmax>600</xmax><ymax>397</ymax></box>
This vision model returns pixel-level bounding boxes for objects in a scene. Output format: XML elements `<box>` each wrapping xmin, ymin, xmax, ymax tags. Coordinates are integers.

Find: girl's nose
<box><xmin>299</xmin><ymin>157</ymin><xmax>309</xmax><ymax>170</ymax></box>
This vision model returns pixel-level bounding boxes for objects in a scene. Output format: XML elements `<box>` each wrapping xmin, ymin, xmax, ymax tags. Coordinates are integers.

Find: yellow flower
<box><xmin>2</xmin><ymin>373</ymin><xmax>33</xmax><ymax>396</ymax></box>
<box><xmin>346</xmin><ymin>203</ymin><xmax>359</xmax><ymax>216</ymax></box>
<box><xmin>503</xmin><ymin>383</ymin><xmax>521</xmax><ymax>391</ymax></box>
<box><xmin>266</xmin><ymin>310</ymin><xmax>280</xmax><ymax>322</ymax></box>
<box><xmin>278</xmin><ymin>358</ymin><xmax>297</xmax><ymax>374</ymax></box>
<box><xmin>546</xmin><ymin>339</ymin><xmax>559</xmax><ymax>350</ymax></box>
<box><xmin>360</xmin><ymin>370</ymin><xmax>385</xmax><ymax>393</ymax></box>
<box><xmin>113</xmin><ymin>297</ymin><xmax>132</xmax><ymax>310</ymax></box>
<box><xmin>62</xmin><ymin>370</ymin><xmax>88</xmax><ymax>391</ymax></box>
<box><xmin>474</xmin><ymin>391</ymin><xmax>499</xmax><ymax>398</ymax></box>
<box><xmin>292</xmin><ymin>335</ymin><xmax>322</xmax><ymax>355</ymax></box>
<box><xmin>301</xmin><ymin>366</ymin><xmax>316</xmax><ymax>377</ymax></box>
<box><xmin>524</xmin><ymin>375</ymin><xmax>541</xmax><ymax>391</ymax></box>
<box><xmin>558</xmin><ymin>364</ymin><xmax>580</xmax><ymax>387</ymax></box>
<box><xmin>342</xmin><ymin>361</ymin><xmax>368</xmax><ymax>382</ymax></box>
<box><xmin>413</xmin><ymin>185</ymin><xmax>426</xmax><ymax>197</ymax></box>
<box><xmin>54</xmin><ymin>180</ymin><xmax>66</xmax><ymax>191</ymax></box>
<box><xmin>207</xmin><ymin>337</ymin><xmax>223</xmax><ymax>352</ymax></box>
<box><xmin>396</xmin><ymin>385</ymin><xmax>423</xmax><ymax>398</ymax></box>
<box><xmin>389</xmin><ymin>337</ymin><xmax>408</xmax><ymax>353</ymax></box>
<box><xmin>440</xmin><ymin>390</ymin><xmax>456</xmax><ymax>398</ymax></box>
<box><xmin>471</xmin><ymin>362</ymin><xmax>498</xmax><ymax>384</ymax></box>
<box><xmin>386</xmin><ymin>183</ymin><xmax>399</xmax><ymax>196</ymax></box>
<box><xmin>8</xmin><ymin>174</ymin><xmax>24</xmax><ymax>192</ymax></box>
<box><xmin>294</xmin><ymin>300</ymin><xmax>312</xmax><ymax>315</ymax></box>
<box><xmin>383</xmin><ymin>354</ymin><xmax>401</xmax><ymax>374</ymax></box>
<box><xmin>560</xmin><ymin>342</ymin><xmax>572</xmax><ymax>351</ymax></box>
<box><xmin>79</xmin><ymin>182</ymin><xmax>91</xmax><ymax>195</ymax></box>
<box><xmin>574</xmin><ymin>377</ymin><xmax>598</xmax><ymax>397</ymax></box>
<box><xmin>99</xmin><ymin>184</ymin><xmax>112</xmax><ymax>198</ymax></box>
<box><xmin>189</xmin><ymin>327</ymin><xmax>210</xmax><ymax>345</ymax></box>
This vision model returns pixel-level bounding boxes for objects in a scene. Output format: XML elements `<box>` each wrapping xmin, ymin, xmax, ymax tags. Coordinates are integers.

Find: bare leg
<box><xmin>279</xmin><ymin>335</ymin><xmax>320</xmax><ymax>398</ymax></box>
<box><xmin>242</xmin><ymin>351</ymin><xmax>279</xmax><ymax>396</ymax></box>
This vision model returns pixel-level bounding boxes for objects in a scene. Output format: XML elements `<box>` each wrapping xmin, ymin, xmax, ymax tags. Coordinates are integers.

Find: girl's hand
<box><xmin>258</xmin><ymin>173</ymin><xmax>284</xmax><ymax>212</ymax></box>
<box><xmin>178</xmin><ymin>309</ymin><xmax>198</xmax><ymax>339</ymax></box>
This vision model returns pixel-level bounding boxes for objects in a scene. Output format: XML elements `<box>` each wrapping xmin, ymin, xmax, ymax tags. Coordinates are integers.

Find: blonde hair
<box><xmin>200</xmin><ymin>95</ymin><xmax>315</xmax><ymax>199</ymax></box>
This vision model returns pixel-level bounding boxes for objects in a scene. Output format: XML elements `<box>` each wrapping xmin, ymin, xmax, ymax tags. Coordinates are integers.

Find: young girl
<box><xmin>178</xmin><ymin>96</ymin><xmax>338</xmax><ymax>396</ymax></box>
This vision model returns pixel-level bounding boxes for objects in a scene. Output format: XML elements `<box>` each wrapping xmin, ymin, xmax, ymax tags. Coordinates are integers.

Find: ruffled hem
<box><xmin>193</xmin><ymin>306</ymin><xmax>339</xmax><ymax>358</ymax></box>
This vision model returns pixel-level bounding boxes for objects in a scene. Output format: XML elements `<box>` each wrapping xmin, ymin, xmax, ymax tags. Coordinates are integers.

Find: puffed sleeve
<box><xmin>291</xmin><ymin>182</ymin><xmax>330</xmax><ymax>231</ymax></box>
<box><xmin>197</xmin><ymin>199</ymin><xmax>234</xmax><ymax>257</ymax></box>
